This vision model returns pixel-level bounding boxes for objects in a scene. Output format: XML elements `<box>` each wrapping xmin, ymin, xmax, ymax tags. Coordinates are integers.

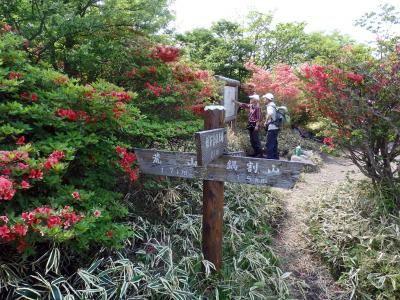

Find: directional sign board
<box><xmin>135</xmin><ymin>148</ymin><xmax>313</xmax><ymax>189</ymax></box>
<box><xmin>215</xmin><ymin>75</ymin><xmax>240</xmax><ymax>122</ymax></box>
<box><xmin>195</xmin><ymin>128</ymin><xmax>227</xmax><ymax>166</ymax></box>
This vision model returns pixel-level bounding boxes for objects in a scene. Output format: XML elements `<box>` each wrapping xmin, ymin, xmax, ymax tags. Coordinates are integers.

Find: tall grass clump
<box><xmin>305</xmin><ymin>181</ymin><xmax>400</xmax><ymax>300</ymax></box>
<box><xmin>0</xmin><ymin>180</ymin><xmax>290</xmax><ymax>299</ymax></box>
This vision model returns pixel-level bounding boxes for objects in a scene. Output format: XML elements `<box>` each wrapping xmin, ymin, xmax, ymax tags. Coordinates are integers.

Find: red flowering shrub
<box><xmin>116</xmin><ymin>147</ymin><xmax>139</xmax><ymax>182</ymax></box>
<box><xmin>150</xmin><ymin>45</ymin><xmax>181</xmax><ymax>63</ymax></box>
<box><xmin>300</xmin><ymin>45</ymin><xmax>400</xmax><ymax>208</ymax></box>
<box><xmin>0</xmin><ymin>205</ymin><xmax>85</xmax><ymax>252</ymax></box>
<box><xmin>104</xmin><ymin>40</ymin><xmax>222</xmax><ymax>146</ymax></box>
<box><xmin>244</xmin><ymin>63</ymin><xmax>301</xmax><ymax>102</ymax></box>
<box><xmin>244</xmin><ymin>62</ymin><xmax>308</xmax><ymax>125</ymax></box>
<box><xmin>0</xmin><ymin>29</ymin><xmax>140</xmax><ymax>252</ymax></box>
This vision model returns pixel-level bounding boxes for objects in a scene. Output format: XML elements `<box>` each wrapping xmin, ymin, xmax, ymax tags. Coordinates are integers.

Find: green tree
<box><xmin>303</xmin><ymin>31</ymin><xmax>371</xmax><ymax>64</ymax></box>
<box><xmin>355</xmin><ymin>3</ymin><xmax>400</xmax><ymax>56</ymax></box>
<box><xmin>178</xmin><ymin>11</ymin><xmax>366</xmax><ymax>82</ymax></box>
<box><xmin>246</xmin><ymin>12</ymin><xmax>308</xmax><ymax>68</ymax></box>
<box><xmin>0</xmin><ymin>0</ymin><xmax>173</xmax><ymax>81</ymax></box>
<box><xmin>178</xmin><ymin>20</ymin><xmax>255</xmax><ymax>82</ymax></box>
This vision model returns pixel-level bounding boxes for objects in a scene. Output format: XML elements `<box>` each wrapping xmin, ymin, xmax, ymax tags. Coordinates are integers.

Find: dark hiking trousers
<box><xmin>266</xmin><ymin>129</ymin><xmax>279</xmax><ymax>159</ymax></box>
<box><xmin>248</xmin><ymin>122</ymin><xmax>262</xmax><ymax>155</ymax></box>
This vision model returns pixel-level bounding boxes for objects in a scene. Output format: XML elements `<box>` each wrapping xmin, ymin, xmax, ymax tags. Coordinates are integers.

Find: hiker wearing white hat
<box><xmin>234</xmin><ymin>94</ymin><xmax>263</xmax><ymax>157</ymax></box>
<box><xmin>261</xmin><ymin>92</ymin><xmax>279</xmax><ymax>159</ymax></box>
<box><xmin>262</xmin><ymin>93</ymin><xmax>274</xmax><ymax>101</ymax></box>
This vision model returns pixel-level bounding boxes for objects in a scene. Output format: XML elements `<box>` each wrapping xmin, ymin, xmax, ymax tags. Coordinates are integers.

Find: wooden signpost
<box><xmin>134</xmin><ymin>105</ymin><xmax>315</xmax><ymax>272</ymax></box>
<box><xmin>134</xmin><ymin>149</ymin><xmax>308</xmax><ymax>189</ymax></box>
<box><xmin>195</xmin><ymin>127</ymin><xmax>227</xmax><ymax>166</ymax></box>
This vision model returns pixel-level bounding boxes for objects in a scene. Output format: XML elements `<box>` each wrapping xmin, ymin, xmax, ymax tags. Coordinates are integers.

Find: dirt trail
<box><xmin>272</xmin><ymin>156</ymin><xmax>362</xmax><ymax>300</ymax></box>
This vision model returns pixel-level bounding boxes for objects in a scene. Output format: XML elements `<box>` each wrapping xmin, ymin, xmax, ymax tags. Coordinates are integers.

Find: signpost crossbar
<box><xmin>134</xmin><ymin>148</ymin><xmax>311</xmax><ymax>189</ymax></box>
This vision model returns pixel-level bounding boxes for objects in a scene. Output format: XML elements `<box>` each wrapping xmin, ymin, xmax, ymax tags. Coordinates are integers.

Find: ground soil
<box><xmin>272</xmin><ymin>155</ymin><xmax>363</xmax><ymax>300</ymax></box>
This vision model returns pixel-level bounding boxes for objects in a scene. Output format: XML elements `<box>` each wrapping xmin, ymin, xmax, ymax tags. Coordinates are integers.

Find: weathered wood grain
<box><xmin>195</xmin><ymin>128</ymin><xmax>227</xmax><ymax>166</ymax></box>
<box><xmin>201</xmin><ymin>107</ymin><xmax>225</xmax><ymax>273</ymax></box>
<box><xmin>134</xmin><ymin>148</ymin><xmax>313</xmax><ymax>189</ymax></box>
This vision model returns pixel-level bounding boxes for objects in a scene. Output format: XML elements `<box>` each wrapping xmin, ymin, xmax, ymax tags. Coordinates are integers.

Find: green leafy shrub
<box><xmin>0</xmin><ymin>28</ymin><xmax>140</xmax><ymax>253</ymax></box>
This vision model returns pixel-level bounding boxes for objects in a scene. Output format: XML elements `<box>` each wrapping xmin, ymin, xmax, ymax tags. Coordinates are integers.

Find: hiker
<box><xmin>234</xmin><ymin>94</ymin><xmax>263</xmax><ymax>157</ymax></box>
<box><xmin>262</xmin><ymin>93</ymin><xmax>279</xmax><ymax>159</ymax></box>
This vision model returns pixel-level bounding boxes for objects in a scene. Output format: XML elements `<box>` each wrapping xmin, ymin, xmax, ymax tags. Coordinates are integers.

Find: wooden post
<box><xmin>201</xmin><ymin>105</ymin><xmax>225</xmax><ymax>272</ymax></box>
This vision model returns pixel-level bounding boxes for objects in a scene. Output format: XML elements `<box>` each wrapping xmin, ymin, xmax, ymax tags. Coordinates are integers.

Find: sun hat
<box><xmin>248</xmin><ymin>94</ymin><xmax>260</xmax><ymax>101</ymax></box>
<box><xmin>262</xmin><ymin>93</ymin><xmax>274</xmax><ymax>101</ymax></box>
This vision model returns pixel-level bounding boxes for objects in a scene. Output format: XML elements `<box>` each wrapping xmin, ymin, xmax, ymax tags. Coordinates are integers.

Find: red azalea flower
<box><xmin>8</xmin><ymin>72</ymin><xmax>22</xmax><ymax>80</ymax></box>
<box><xmin>20</xmin><ymin>91</ymin><xmax>29</xmax><ymax>100</ymax></box>
<box><xmin>0</xmin><ymin>215</ymin><xmax>9</xmax><ymax>224</ymax></box>
<box><xmin>106</xmin><ymin>229</ymin><xmax>113</xmax><ymax>238</ymax></box>
<box><xmin>43</xmin><ymin>161</ymin><xmax>53</xmax><ymax>170</ymax></box>
<box><xmin>346</xmin><ymin>72</ymin><xmax>363</xmax><ymax>83</ymax></box>
<box><xmin>14</xmin><ymin>151</ymin><xmax>29</xmax><ymax>161</ymax></box>
<box><xmin>2</xmin><ymin>24</ymin><xmax>12</xmax><ymax>32</ymax></box>
<box><xmin>69</xmin><ymin>213</ymin><xmax>81</xmax><ymax>223</ymax></box>
<box><xmin>323</xmin><ymin>136</ymin><xmax>333</xmax><ymax>146</ymax></box>
<box><xmin>116</xmin><ymin>146</ymin><xmax>127</xmax><ymax>155</ymax></box>
<box><xmin>18</xmin><ymin>163</ymin><xmax>29</xmax><ymax>170</ymax></box>
<box><xmin>34</xmin><ymin>206</ymin><xmax>52</xmax><ymax>215</ymax></box>
<box><xmin>123</xmin><ymin>152</ymin><xmax>136</xmax><ymax>164</ymax></box>
<box><xmin>0</xmin><ymin>224</ymin><xmax>10</xmax><ymax>239</ymax></box>
<box><xmin>129</xmin><ymin>170</ymin><xmax>138</xmax><ymax>182</ymax></box>
<box><xmin>21</xmin><ymin>212</ymin><xmax>35</xmax><ymax>224</ymax></box>
<box><xmin>16</xmin><ymin>136</ymin><xmax>26</xmax><ymax>145</ymax></box>
<box><xmin>72</xmin><ymin>191</ymin><xmax>80</xmax><ymax>200</ymax></box>
<box><xmin>47</xmin><ymin>216</ymin><xmax>62</xmax><ymax>229</ymax></box>
<box><xmin>21</xmin><ymin>180</ymin><xmax>30</xmax><ymax>189</ymax></box>
<box><xmin>63</xmin><ymin>220</ymin><xmax>71</xmax><ymax>229</ymax></box>
<box><xmin>57</xmin><ymin>109</ymin><xmax>78</xmax><ymax>121</ymax></box>
<box><xmin>29</xmin><ymin>169</ymin><xmax>43</xmax><ymax>180</ymax></box>
<box><xmin>50</xmin><ymin>150</ymin><xmax>64</xmax><ymax>160</ymax></box>
<box><xmin>43</xmin><ymin>150</ymin><xmax>64</xmax><ymax>170</ymax></box>
<box><xmin>150</xmin><ymin>46</ymin><xmax>180</xmax><ymax>63</ymax></box>
<box><xmin>31</xmin><ymin>93</ymin><xmax>39</xmax><ymax>102</ymax></box>
<box><xmin>2</xmin><ymin>168</ymin><xmax>11</xmax><ymax>175</ymax></box>
<box><xmin>13</xmin><ymin>224</ymin><xmax>28</xmax><ymax>236</ymax></box>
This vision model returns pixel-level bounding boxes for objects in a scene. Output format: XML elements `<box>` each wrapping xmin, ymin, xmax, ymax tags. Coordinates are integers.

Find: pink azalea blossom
<box><xmin>0</xmin><ymin>176</ymin><xmax>16</xmax><ymax>201</ymax></box>
<box><xmin>21</xmin><ymin>180</ymin><xmax>30</xmax><ymax>189</ymax></box>
<box><xmin>18</xmin><ymin>163</ymin><xmax>29</xmax><ymax>170</ymax></box>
